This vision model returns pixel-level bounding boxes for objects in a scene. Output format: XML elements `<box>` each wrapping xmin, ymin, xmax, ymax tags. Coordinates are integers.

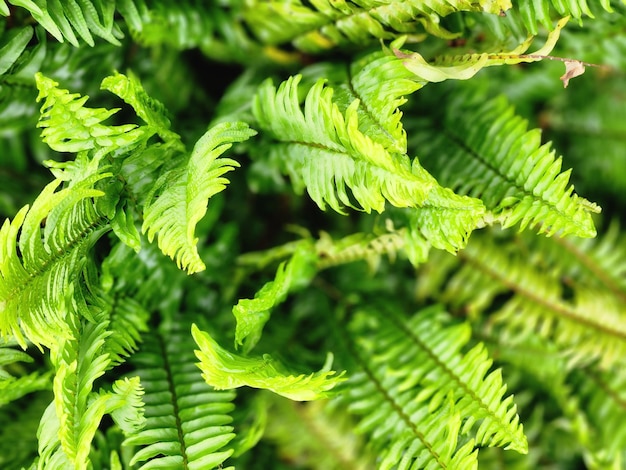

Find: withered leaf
<box><xmin>560</xmin><ymin>60</ymin><xmax>585</xmax><ymax>88</ymax></box>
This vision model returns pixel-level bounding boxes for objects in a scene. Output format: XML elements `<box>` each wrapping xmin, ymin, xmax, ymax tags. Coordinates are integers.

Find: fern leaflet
<box><xmin>193</xmin><ymin>324</ymin><xmax>346</xmax><ymax>401</ymax></box>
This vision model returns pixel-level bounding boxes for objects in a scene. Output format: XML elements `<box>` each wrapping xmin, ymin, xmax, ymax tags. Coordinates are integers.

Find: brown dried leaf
<box><xmin>560</xmin><ymin>60</ymin><xmax>585</xmax><ymax>88</ymax></box>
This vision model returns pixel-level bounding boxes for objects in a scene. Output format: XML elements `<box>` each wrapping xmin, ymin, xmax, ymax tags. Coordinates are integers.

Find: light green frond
<box><xmin>49</xmin><ymin>320</ymin><xmax>112</xmax><ymax>468</ymax></box>
<box><xmin>124</xmin><ymin>328</ymin><xmax>236</xmax><ymax>470</ymax></box>
<box><xmin>314</xmin><ymin>228</ymin><xmax>407</xmax><ymax>270</ymax></box>
<box><xmin>193</xmin><ymin>324</ymin><xmax>346</xmax><ymax>401</ymax></box>
<box><xmin>395</xmin><ymin>17</ymin><xmax>567</xmax><ymax>87</ymax></box>
<box><xmin>0</xmin><ymin>176</ymin><xmax>108</xmax><ymax>349</ymax></box>
<box><xmin>408</xmin><ymin>182</ymin><xmax>487</xmax><ymax>254</ymax></box>
<box><xmin>142</xmin><ymin>121</ymin><xmax>256</xmax><ymax>274</ymax></box>
<box><xmin>100</xmin><ymin>71</ymin><xmax>182</xmax><ymax>147</ymax></box>
<box><xmin>253</xmin><ymin>75</ymin><xmax>434</xmax><ymax>214</ymax></box>
<box><xmin>234</xmin><ymin>245</ymin><xmax>318</xmax><ymax>353</ymax></box>
<box><xmin>35</xmin><ymin>73</ymin><xmax>144</xmax><ymax>156</ymax></box>
<box><xmin>336</xmin><ymin>305</ymin><xmax>526</xmax><ymax>469</ymax></box>
<box><xmin>103</xmin><ymin>377</ymin><xmax>146</xmax><ymax>435</ymax></box>
<box><xmin>244</xmin><ymin>0</ymin><xmax>512</xmax><ymax>53</ymax></box>
<box><xmin>331</xmin><ymin>51</ymin><xmax>421</xmax><ymax>154</ymax></box>
<box><xmin>417</xmin><ymin>94</ymin><xmax>599</xmax><ymax>238</ymax></box>
<box><xmin>39</xmin><ymin>308</ymin><xmax>145</xmax><ymax>470</ymax></box>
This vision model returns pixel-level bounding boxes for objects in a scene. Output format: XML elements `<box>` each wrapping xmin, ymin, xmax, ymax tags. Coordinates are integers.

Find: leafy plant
<box><xmin>1</xmin><ymin>1</ymin><xmax>626</xmax><ymax>469</ymax></box>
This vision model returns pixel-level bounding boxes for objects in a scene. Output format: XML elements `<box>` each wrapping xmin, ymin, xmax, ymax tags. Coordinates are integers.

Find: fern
<box><xmin>193</xmin><ymin>324</ymin><xmax>346</xmax><ymax>401</ymax></box>
<box><xmin>332</xmin><ymin>305</ymin><xmax>526</xmax><ymax>469</ymax></box>
<box><xmin>124</xmin><ymin>326</ymin><xmax>237</xmax><ymax>470</ymax></box>
<box><xmin>142</xmin><ymin>121</ymin><xmax>256</xmax><ymax>274</ymax></box>
<box><xmin>244</xmin><ymin>0</ymin><xmax>513</xmax><ymax>52</ymax></box>
<box><xmin>414</xmin><ymin>92</ymin><xmax>599</xmax><ymax>237</ymax></box>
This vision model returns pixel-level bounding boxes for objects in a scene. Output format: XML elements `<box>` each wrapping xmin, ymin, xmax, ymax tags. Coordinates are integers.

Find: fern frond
<box><xmin>122</xmin><ymin>0</ymin><xmax>263</xmax><ymax>64</ymax></box>
<box><xmin>512</xmin><ymin>0</ymin><xmax>616</xmax><ymax>33</ymax></box>
<box><xmin>244</xmin><ymin>0</ymin><xmax>512</xmax><ymax>53</ymax></box>
<box><xmin>577</xmin><ymin>367</ymin><xmax>626</xmax><ymax>466</ymax></box>
<box><xmin>395</xmin><ymin>16</ymin><xmax>567</xmax><ymax>87</ymax></box>
<box><xmin>0</xmin><ymin>26</ymin><xmax>34</xmax><ymax>76</ymax></box>
<box><xmin>100</xmin><ymin>70</ymin><xmax>182</xmax><ymax>148</ymax></box>
<box><xmin>38</xmin><ymin>310</ymin><xmax>145</xmax><ymax>470</ymax></box>
<box><xmin>3</xmin><ymin>0</ymin><xmax>122</xmax><ymax>46</ymax></box>
<box><xmin>35</xmin><ymin>73</ymin><xmax>145</xmax><ymax>156</ymax></box>
<box><xmin>408</xmin><ymin>182</ymin><xmax>487</xmax><ymax>254</ymax></box>
<box><xmin>336</xmin><ymin>305</ymin><xmax>526</xmax><ymax>469</ymax></box>
<box><xmin>0</xmin><ymin>174</ymin><xmax>109</xmax><ymax>349</ymax></box>
<box><xmin>416</xmin><ymin>93</ymin><xmax>599</xmax><ymax>238</ymax></box>
<box><xmin>234</xmin><ymin>245</ymin><xmax>317</xmax><ymax>353</ymax></box>
<box><xmin>193</xmin><ymin>324</ymin><xmax>346</xmax><ymax>401</ymax></box>
<box><xmin>451</xmin><ymin>234</ymin><xmax>626</xmax><ymax>369</ymax></box>
<box><xmin>125</xmin><ymin>327</ymin><xmax>236</xmax><ymax>470</ymax></box>
<box><xmin>253</xmin><ymin>75</ymin><xmax>435</xmax><ymax>214</ymax></box>
<box><xmin>142</xmin><ymin>121</ymin><xmax>256</xmax><ymax>274</ymax></box>
<box><xmin>105</xmin><ymin>297</ymin><xmax>150</xmax><ymax>366</ymax></box>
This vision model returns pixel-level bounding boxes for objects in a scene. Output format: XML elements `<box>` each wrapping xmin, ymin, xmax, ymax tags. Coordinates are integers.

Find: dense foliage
<box><xmin>1</xmin><ymin>1</ymin><xmax>626</xmax><ymax>469</ymax></box>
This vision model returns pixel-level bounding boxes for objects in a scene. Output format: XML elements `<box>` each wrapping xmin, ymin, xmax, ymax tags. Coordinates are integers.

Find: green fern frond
<box><xmin>2</xmin><ymin>0</ymin><xmax>122</xmax><ymax>46</ymax></box>
<box><xmin>100</xmin><ymin>70</ymin><xmax>182</xmax><ymax>147</ymax></box>
<box><xmin>450</xmin><ymin>234</ymin><xmax>626</xmax><ymax>369</ymax></box>
<box><xmin>336</xmin><ymin>305</ymin><xmax>526</xmax><ymax>469</ymax></box>
<box><xmin>193</xmin><ymin>324</ymin><xmax>346</xmax><ymax>401</ymax></box>
<box><xmin>314</xmin><ymin>228</ymin><xmax>406</xmax><ymax>270</ymax></box>
<box><xmin>408</xmin><ymin>182</ymin><xmax>487</xmax><ymax>254</ymax></box>
<box><xmin>512</xmin><ymin>0</ymin><xmax>616</xmax><ymax>33</ymax></box>
<box><xmin>122</xmin><ymin>0</ymin><xmax>262</xmax><ymax>64</ymax></box>
<box><xmin>35</xmin><ymin>73</ymin><xmax>144</xmax><ymax>156</ymax></box>
<box><xmin>0</xmin><ymin>26</ymin><xmax>33</xmax><ymax>76</ymax></box>
<box><xmin>253</xmin><ymin>75</ymin><xmax>434</xmax><ymax>214</ymax></box>
<box><xmin>105</xmin><ymin>297</ymin><xmax>150</xmax><ymax>366</ymax></box>
<box><xmin>0</xmin><ymin>175</ymin><xmax>109</xmax><ymax>349</ymax></box>
<box><xmin>125</xmin><ymin>328</ymin><xmax>236</xmax><ymax>470</ymax></box>
<box><xmin>244</xmin><ymin>0</ymin><xmax>512</xmax><ymax>53</ymax></box>
<box><xmin>577</xmin><ymin>368</ymin><xmax>626</xmax><ymax>466</ymax></box>
<box><xmin>234</xmin><ymin>245</ymin><xmax>317</xmax><ymax>353</ymax></box>
<box><xmin>416</xmin><ymin>93</ymin><xmax>599</xmax><ymax>238</ymax></box>
<box><xmin>38</xmin><ymin>309</ymin><xmax>145</xmax><ymax>470</ymax></box>
<box><xmin>540</xmin><ymin>223</ymin><xmax>626</xmax><ymax>302</ymax></box>
<box><xmin>142</xmin><ymin>121</ymin><xmax>256</xmax><ymax>274</ymax></box>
